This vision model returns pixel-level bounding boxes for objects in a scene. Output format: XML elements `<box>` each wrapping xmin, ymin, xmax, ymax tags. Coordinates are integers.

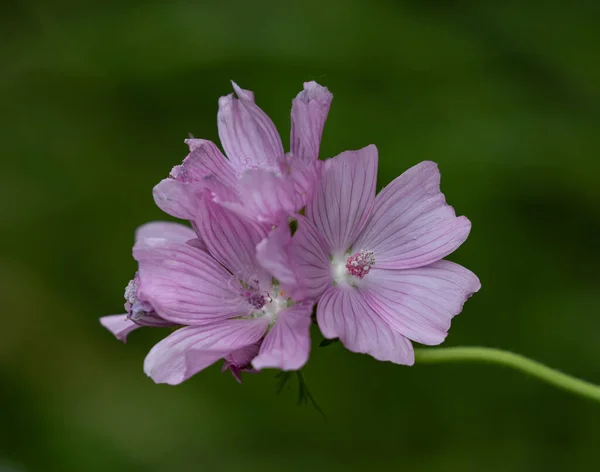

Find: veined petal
<box><xmin>287</xmin><ymin>155</ymin><xmax>321</xmax><ymax>209</ymax></box>
<box><xmin>256</xmin><ymin>222</ymin><xmax>299</xmax><ymax>296</ymax></box>
<box><xmin>217</xmin><ymin>82</ymin><xmax>284</xmax><ymax>170</ymax></box>
<box><xmin>196</xmin><ymin>193</ymin><xmax>270</xmax><ymax>283</ymax></box>
<box><xmin>290</xmin><ymin>81</ymin><xmax>333</xmax><ymax>161</ymax></box>
<box><xmin>307</xmin><ymin>145</ymin><xmax>378</xmax><ymax>256</ymax></box>
<box><xmin>235</xmin><ymin>168</ymin><xmax>298</xmax><ymax>222</ymax></box>
<box><xmin>257</xmin><ymin>216</ymin><xmax>331</xmax><ymax>301</ymax></box>
<box><xmin>317</xmin><ymin>286</ymin><xmax>414</xmax><ymax>365</ymax></box>
<box><xmin>172</xmin><ymin>139</ymin><xmax>237</xmax><ymax>189</ymax></box>
<box><xmin>361</xmin><ymin>261</ymin><xmax>481</xmax><ymax>345</ymax></box>
<box><xmin>135</xmin><ymin>221</ymin><xmax>196</xmax><ymax>244</ymax></box>
<box><xmin>152</xmin><ymin>178</ymin><xmax>202</xmax><ymax>220</ymax></box>
<box><xmin>134</xmin><ymin>238</ymin><xmax>246</xmax><ymax>325</ymax></box>
<box><xmin>291</xmin><ymin>216</ymin><xmax>333</xmax><ymax>300</ymax></box>
<box><xmin>353</xmin><ymin>161</ymin><xmax>471</xmax><ymax>269</ymax></box>
<box><xmin>153</xmin><ymin>140</ymin><xmax>237</xmax><ymax>221</ymax></box>
<box><xmin>252</xmin><ymin>301</ymin><xmax>313</xmax><ymax>371</ymax></box>
<box><xmin>144</xmin><ymin>318</ymin><xmax>269</xmax><ymax>385</ymax></box>
<box><xmin>229</xmin><ymin>156</ymin><xmax>320</xmax><ymax>223</ymax></box>
<box><xmin>100</xmin><ymin>314</ymin><xmax>140</xmax><ymax>343</ymax></box>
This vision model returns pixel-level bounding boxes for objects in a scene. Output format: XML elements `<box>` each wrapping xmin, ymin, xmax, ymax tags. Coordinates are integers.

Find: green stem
<box><xmin>414</xmin><ymin>346</ymin><xmax>600</xmax><ymax>403</ymax></box>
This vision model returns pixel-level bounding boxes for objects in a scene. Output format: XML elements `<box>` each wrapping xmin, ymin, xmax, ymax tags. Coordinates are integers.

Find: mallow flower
<box><xmin>102</xmin><ymin>195</ymin><xmax>313</xmax><ymax>385</ymax></box>
<box><xmin>153</xmin><ymin>81</ymin><xmax>332</xmax><ymax>224</ymax></box>
<box><xmin>262</xmin><ymin>145</ymin><xmax>481</xmax><ymax>365</ymax></box>
<box><xmin>99</xmin><ymin>80</ymin><xmax>600</xmax><ymax>406</ymax></box>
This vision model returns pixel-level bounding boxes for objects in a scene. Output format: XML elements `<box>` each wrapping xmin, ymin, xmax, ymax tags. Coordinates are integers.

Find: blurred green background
<box><xmin>2</xmin><ymin>1</ymin><xmax>600</xmax><ymax>471</ymax></box>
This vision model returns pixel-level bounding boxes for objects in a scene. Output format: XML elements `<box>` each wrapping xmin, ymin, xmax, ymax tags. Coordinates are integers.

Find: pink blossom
<box><xmin>153</xmin><ymin>81</ymin><xmax>332</xmax><ymax>223</ymax></box>
<box><xmin>262</xmin><ymin>145</ymin><xmax>480</xmax><ymax>365</ymax></box>
<box><xmin>126</xmin><ymin>196</ymin><xmax>313</xmax><ymax>385</ymax></box>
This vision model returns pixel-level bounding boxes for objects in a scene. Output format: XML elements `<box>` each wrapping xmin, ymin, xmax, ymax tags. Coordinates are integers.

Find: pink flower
<box><xmin>128</xmin><ymin>196</ymin><xmax>313</xmax><ymax>385</ymax></box>
<box><xmin>262</xmin><ymin>145</ymin><xmax>480</xmax><ymax>365</ymax></box>
<box><xmin>153</xmin><ymin>81</ymin><xmax>332</xmax><ymax>223</ymax></box>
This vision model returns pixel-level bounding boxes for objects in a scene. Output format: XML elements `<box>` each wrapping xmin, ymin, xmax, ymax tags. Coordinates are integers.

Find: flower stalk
<box><xmin>415</xmin><ymin>346</ymin><xmax>600</xmax><ymax>403</ymax></box>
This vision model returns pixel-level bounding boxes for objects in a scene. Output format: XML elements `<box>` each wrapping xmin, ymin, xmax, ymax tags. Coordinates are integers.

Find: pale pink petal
<box><xmin>217</xmin><ymin>82</ymin><xmax>284</xmax><ymax>170</ymax></box>
<box><xmin>252</xmin><ymin>301</ymin><xmax>313</xmax><ymax>371</ymax></box>
<box><xmin>306</xmin><ymin>145</ymin><xmax>378</xmax><ymax>256</ymax></box>
<box><xmin>135</xmin><ymin>221</ymin><xmax>196</xmax><ymax>243</ymax></box>
<box><xmin>361</xmin><ymin>261</ymin><xmax>481</xmax><ymax>345</ymax></box>
<box><xmin>152</xmin><ymin>178</ymin><xmax>202</xmax><ymax>220</ymax></box>
<box><xmin>290</xmin><ymin>81</ymin><xmax>333</xmax><ymax>161</ymax></box>
<box><xmin>201</xmin><ymin>173</ymin><xmax>240</xmax><ymax>204</ymax></box>
<box><xmin>196</xmin><ymin>193</ymin><xmax>270</xmax><ymax>283</ymax></box>
<box><xmin>291</xmin><ymin>216</ymin><xmax>333</xmax><ymax>299</ymax></box>
<box><xmin>153</xmin><ymin>140</ymin><xmax>237</xmax><ymax>221</ymax></box>
<box><xmin>144</xmin><ymin>318</ymin><xmax>269</xmax><ymax>385</ymax></box>
<box><xmin>234</xmin><ymin>168</ymin><xmax>298</xmax><ymax>222</ymax></box>
<box><xmin>317</xmin><ymin>287</ymin><xmax>414</xmax><ymax>365</ymax></box>
<box><xmin>353</xmin><ymin>161</ymin><xmax>471</xmax><ymax>269</ymax></box>
<box><xmin>100</xmin><ymin>314</ymin><xmax>140</xmax><ymax>343</ymax></box>
<box><xmin>133</xmin><ymin>238</ymin><xmax>246</xmax><ymax>325</ymax></box>
<box><xmin>256</xmin><ymin>222</ymin><xmax>299</xmax><ymax>295</ymax></box>
<box><xmin>176</xmin><ymin>139</ymin><xmax>237</xmax><ymax>189</ymax></box>
<box><xmin>286</xmin><ymin>155</ymin><xmax>321</xmax><ymax>209</ymax></box>
<box><xmin>227</xmin><ymin>156</ymin><xmax>320</xmax><ymax>223</ymax></box>
<box><xmin>222</xmin><ymin>341</ymin><xmax>261</xmax><ymax>383</ymax></box>
<box><xmin>257</xmin><ymin>216</ymin><xmax>331</xmax><ymax>301</ymax></box>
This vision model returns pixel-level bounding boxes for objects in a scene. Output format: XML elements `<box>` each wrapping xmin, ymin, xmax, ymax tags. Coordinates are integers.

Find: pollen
<box><xmin>248</xmin><ymin>292</ymin><xmax>267</xmax><ymax>310</ymax></box>
<box><xmin>345</xmin><ymin>249</ymin><xmax>375</xmax><ymax>279</ymax></box>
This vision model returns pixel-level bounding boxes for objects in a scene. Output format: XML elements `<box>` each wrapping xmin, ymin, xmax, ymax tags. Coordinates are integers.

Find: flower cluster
<box><xmin>100</xmin><ymin>81</ymin><xmax>480</xmax><ymax>385</ymax></box>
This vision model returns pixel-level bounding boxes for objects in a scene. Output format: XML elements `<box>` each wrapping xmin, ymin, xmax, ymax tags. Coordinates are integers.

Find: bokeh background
<box><xmin>2</xmin><ymin>1</ymin><xmax>600</xmax><ymax>471</ymax></box>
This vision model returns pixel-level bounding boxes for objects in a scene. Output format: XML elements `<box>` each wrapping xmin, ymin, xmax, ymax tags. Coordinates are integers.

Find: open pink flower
<box><xmin>262</xmin><ymin>145</ymin><xmax>480</xmax><ymax>365</ymax></box>
<box><xmin>153</xmin><ymin>81</ymin><xmax>332</xmax><ymax>223</ymax></box>
<box><xmin>131</xmin><ymin>195</ymin><xmax>313</xmax><ymax>385</ymax></box>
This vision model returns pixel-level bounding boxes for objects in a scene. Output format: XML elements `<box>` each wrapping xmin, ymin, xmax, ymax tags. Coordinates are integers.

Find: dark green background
<box><xmin>2</xmin><ymin>1</ymin><xmax>599</xmax><ymax>471</ymax></box>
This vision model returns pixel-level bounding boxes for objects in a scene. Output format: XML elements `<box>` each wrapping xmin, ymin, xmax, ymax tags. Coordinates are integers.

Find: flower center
<box><xmin>332</xmin><ymin>249</ymin><xmax>375</xmax><ymax>286</ymax></box>
<box><xmin>241</xmin><ymin>281</ymin><xmax>289</xmax><ymax>325</ymax></box>
<box><xmin>346</xmin><ymin>249</ymin><xmax>375</xmax><ymax>279</ymax></box>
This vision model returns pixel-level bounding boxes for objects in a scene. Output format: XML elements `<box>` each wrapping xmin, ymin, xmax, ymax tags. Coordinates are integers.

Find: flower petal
<box><xmin>135</xmin><ymin>221</ymin><xmax>197</xmax><ymax>243</ymax></box>
<box><xmin>217</xmin><ymin>82</ymin><xmax>284</xmax><ymax>170</ymax></box>
<box><xmin>226</xmin><ymin>156</ymin><xmax>319</xmax><ymax>223</ymax></box>
<box><xmin>361</xmin><ymin>261</ymin><xmax>480</xmax><ymax>345</ymax></box>
<box><xmin>258</xmin><ymin>215</ymin><xmax>331</xmax><ymax>301</ymax></box>
<box><xmin>176</xmin><ymin>139</ymin><xmax>237</xmax><ymax>189</ymax></box>
<box><xmin>291</xmin><ymin>216</ymin><xmax>333</xmax><ymax>299</ymax></box>
<box><xmin>134</xmin><ymin>238</ymin><xmax>246</xmax><ymax>324</ymax></box>
<box><xmin>317</xmin><ymin>286</ymin><xmax>414</xmax><ymax>365</ymax></box>
<box><xmin>196</xmin><ymin>193</ymin><xmax>270</xmax><ymax>283</ymax></box>
<box><xmin>256</xmin><ymin>222</ymin><xmax>299</xmax><ymax>295</ymax></box>
<box><xmin>353</xmin><ymin>161</ymin><xmax>471</xmax><ymax>269</ymax></box>
<box><xmin>306</xmin><ymin>145</ymin><xmax>378</xmax><ymax>256</ymax></box>
<box><xmin>290</xmin><ymin>81</ymin><xmax>333</xmax><ymax>161</ymax></box>
<box><xmin>252</xmin><ymin>301</ymin><xmax>313</xmax><ymax>371</ymax></box>
<box><xmin>99</xmin><ymin>314</ymin><xmax>140</xmax><ymax>343</ymax></box>
<box><xmin>153</xmin><ymin>140</ymin><xmax>238</xmax><ymax>221</ymax></box>
<box><xmin>152</xmin><ymin>178</ymin><xmax>202</xmax><ymax>220</ymax></box>
<box><xmin>234</xmin><ymin>168</ymin><xmax>298</xmax><ymax>222</ymax></box>
<box><xmin>144</xmin><ymin>319</ymin><xmax>269</xmax><ymax>385</ymax></box>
